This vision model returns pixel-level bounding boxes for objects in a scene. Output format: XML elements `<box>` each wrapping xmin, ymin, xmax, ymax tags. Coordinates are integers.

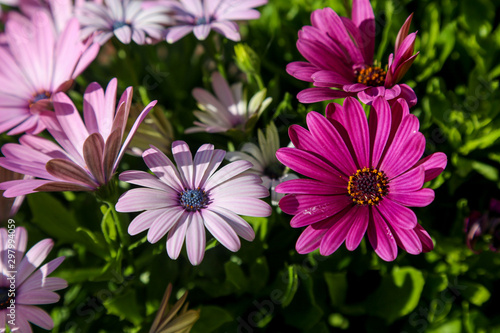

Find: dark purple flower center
<box><xmin>356</xmin><ymin>66</ymin><xmax>387</xmax><ymax>87</ymax></box>
<box><xmin>179</xmin><ymin>188</ymin><xmax>209</xmax><ymax>211</ymax></box>
<box><xmin>30</xmin><ymin>91</ymin><xmax>51</xmax><ymax>106</ymax></box>
<box><xmin>196</xmin><ymin>16</ymin><xmax>212</xmax><ymax>25</ymax></box>
<box><xmin>347</xmin><ymin>167</ymin><xmax>389</xmax><ymax>206</ymax></box>
<box><xmin>0</xmin><ymin>287</ymin><xmax>15</xmax><ymax>310</ymax></box>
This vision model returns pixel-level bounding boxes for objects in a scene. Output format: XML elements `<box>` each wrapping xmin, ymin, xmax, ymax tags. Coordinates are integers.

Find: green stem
<box><xmin>105</xmin><ymin>200</ymin><xmax>130</xmax><ymax>247</ymax></box>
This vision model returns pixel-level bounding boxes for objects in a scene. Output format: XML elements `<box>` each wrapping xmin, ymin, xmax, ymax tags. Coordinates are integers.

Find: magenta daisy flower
<box><xmin>0</xmin><ymin>11</ymin><xmax>99</xmax><ymax>135</ymax></box>
<box><xmin>115</xmin><ymin>141</ymin><xmax>272</xmax><ymax>265</ymax></box>
<box><xmin>275</xmin><ymin>97</ymin><xmax>447</xmax><ymax>261</ymax></box>
<box><xmin>0</xmin><ymin>227</ymin><xmax>67</xmax><ymax>332</ymax></box>
<box><xmin>77</xmin><ymin>0</ymin><xmax>173</xmax><ymax>45</ymax></box>
<box><xmin>0</xmin><ymin>78</ymin><xmax>157</xmax><ymax>197</ymax></box>
<box><xmin>164</xmin><ymin>0</ymin><xmax>268</xmax><ymax>43</ymax></box>
<box><xmin>286</xmin><ymin>0</ymin><xmax>418</xmax><ymax>106</ymax></box>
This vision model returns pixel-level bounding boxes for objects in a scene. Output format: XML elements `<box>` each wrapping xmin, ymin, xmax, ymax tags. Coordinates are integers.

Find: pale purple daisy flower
<box><xmin>0</xmin><ymin>11</ymin><xmax>99</xmax><ymax>135</ymax></box>
<box><xmin>115</xmin><ymin>141</ymin><xmax>272</xmax><ymax>265</ymax></box>
<box><xmin>276</xmin><ymin>97</ymin><xmax>447</xmax><ymax>261</ymax></box>
<box><xmin>287</xmin><ymin>0</ymin><xmax>418</xmax><ymax>106</ymax></box>
<box><xmin>185</xmin><ymin>72</ymin><xmax>271</xmax><ymax>134</ymax></box>
<box><xmin>226</xmin><ymin>122</ymin><xmax>298</xmax><ymax>205</ymax></box>
<box><xmin>77</xmin><ymin>0</ymin><xmax>174</xmax><ymax>44</ymax></box>
<box><xmin>0</xmin><ymin>78</ymin><xmax>157</xmax><ymax>197</ymax></box>
<box><xmin>0</xmin><ymin>227</ymin><xmax>67</xmax><ymax>332</ymax></box>
<box><xmin>163</xmin><ymin>0</ymin><xmax>268</xmax><ymax>43</ymax></box>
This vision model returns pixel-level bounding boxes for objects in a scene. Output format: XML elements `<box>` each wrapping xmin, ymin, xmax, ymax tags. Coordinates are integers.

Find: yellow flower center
<box><xmin>347</xmin><ymin>167</ymin><xmax>389</xmax><ymax>206</ymax></box>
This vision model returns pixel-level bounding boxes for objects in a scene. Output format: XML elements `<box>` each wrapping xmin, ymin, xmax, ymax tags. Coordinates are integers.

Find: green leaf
<box><xmin>460</xmin><ymin>281</ymin><xmax>491</xmax><ymax>306</ymax></box>
<box><xmin>224</xmin><ymin>261</ymin><xmax>248</xmax><ymax>292</ymax></box>
<box><xmin>28</xmin><ymin>193</ymin><xmax>107</xmax><ymax>258</ymax></box>
<box><xmin>190</xmin><ymin>306</ymin><xmax>232</xmax><ymax>333</ymax></box>
<box><xmin>280</xmin><ymin>264</ymin><xmax>300</xmax><ymax>307</ymax></box>
<box><xmin>471</xmin><ymin>160</ymin><xmax>499</xmax><ymax>181</ymax></box>
<box><xmin>365</xmin><ymin>266</ymin><xmax>425</xmax><ymax>323</ymax></box>
<box><xmin>427</xmin><ymin>318</ymin><xmax>462</xmax><ymax>333</ymax></box>
<box><xmin>249</xmin><ymin>256</ymin><xmax>270</xmax><ymax>293</ymax></box>
<box><xmin>324</xmin><ymin>272</ymin><xmax>347</xmax><ymax>307</ymax></box>
<box><xmin>103</xmin><ymin>289</ymin><xmax>143</xmax><ymax>326</ymax></box>
<box><xmin>101</xmin><ymin>205</ymin><xmax>118</xmax><ymax>244</ymax></box>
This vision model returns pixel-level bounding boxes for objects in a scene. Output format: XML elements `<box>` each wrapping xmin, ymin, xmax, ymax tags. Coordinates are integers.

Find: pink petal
<box><xmin>376</xmin><ymin>198</ymin><xmax>417</xmax><ymax>230</ymax></box>
<box><xmin>142</xmin><ymin>146</ymin><xmax>184</xmax><ymax>192</ymax></box>
<box><xmin>319</xmin><ymin>209</ymin><xmax>352</xmax><ymax>256</ymax></box>
<box><xmin>295</xmin><ymin>218</ymin><xmax>333</xmax><ymax>254</ymax></box>
<box><xmin>297</xmin><ymin>87</ymin><xmax>352</xmax><ymax>103</ymax></box>
<box><xmin>368</xmin><ymin>208</ymin><xmax>398</xmax><ymax>261</ymax></box>
<box><xmin>211</xmin><ymin>197</ymin><xmax>271</xmax><ymax>217</ymax></box>
<box><xmin>205</xmin><ymin>205</ymin><xmax>255</xmax><ymax>241</ymax></box>
<box><xmin>202</xmin><ymin>209</ymin><xmax>241</xmax><ymax>252</ymax></box>
<box><xmin>166</xmin><ymin>211</ymin><xmax>190</xmax><ymax>260</ymax></box>
<box><xmin>387</xmin><ymin>188</ymin><xmax>435</xmax><ymax>207</ymax></box>
<box><xmin>345</xmin><ymin>206</ymin><xmax>369</xmax><ymax>251</ymax></box>
<box><xmin>119</xmin><ymin>170</ymin><xmax>173</xmax><ymax>191</ymax></box>
<box><xmin>16</xmin><ymin>239</ymin><xmax>54</xmax><ymax>285</ymax></box>
<box><xmin>172</xmin><ymin>140</ymin><xmax>194</xmax><ymax>189</ymax></box>
<box><xmin>185</xmin><ymin>211</ymin><xmax>206</xmax><ymax>265</ymax></box>
<box><xmin>148</xmin><ymin>207</ymin><xmax>185</xmax><ymax>243</ymax></box>
<box><xmin>115</xmin><ymin>188</ymin><xmax>178</xmax><ymax>212</ymax></box>
<box><xmin>128</xmin><ymin>209</ymin><xmax>166</xmax><ymax>236</ymax></box>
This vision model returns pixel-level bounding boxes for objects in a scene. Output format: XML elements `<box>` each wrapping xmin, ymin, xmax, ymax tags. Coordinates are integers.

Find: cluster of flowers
<box><xmin>0</xmin><ymin>0</ymin><xmax>449</xmax><ymax>331</ymax></box>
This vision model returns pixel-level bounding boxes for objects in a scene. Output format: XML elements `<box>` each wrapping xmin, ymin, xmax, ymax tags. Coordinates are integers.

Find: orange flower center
<box><xmin>356</xmin><ymin>66</ymin><xmax>387</xmax><ymax>87</ymax></box>
<box><xmin>347</xmin><ymin>167</ymin><xmax>389</xmax><ymax>206</ymax></box>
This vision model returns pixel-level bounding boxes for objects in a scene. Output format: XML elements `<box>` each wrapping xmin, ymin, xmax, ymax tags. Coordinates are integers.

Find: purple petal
<box><xmin>83</xmin><ymin>133</ymin><xmax>105</xmax><ymax>186</ymax></box>
<box><xmin>202</xmin><ymin>209</ymin><xmax>241</xmax><ymax>252</ymax></box>
<box><xmin>306</xmin><ymin>111</ymin><xmax>358</xmax><ymax>175</ymax></box>
<box><xmin>193</xmin><ymin>24</ymin><xmax>211</xmax><ymax>40</ymax></box>
<box><xmin>387</xmin><ymin>188</ymin><xmax>435</xmax><ymax>207</ymax></box>
<box><xmin>342</xmin><ymin>97</ymin><xmax>370</xmax><ymax>168</ymax></box>
<box><xmin>319</xmin><ymin>209</ymin><xmax>352</xmax><ymax>256</ymax></box>
<box><xmin>185</xmin><ymin>211</ymin><xmax>206</xmax><ymax>265</ymax></box>
<box><xmin>119</xmin><ymin>170</ymin><xmax>173</xmax><ymax>191</ymax></box>
<box><xmin>376</xmin><ymin>198</ymin><xmax>417</xmax><ymax>229</ymax></box>
<box><xmin>276</xmin><ymin>147</ymin><xmax>345</xmax><ymax>183</ymax></box>
<box><xmin>193</xmin><ymin>144</ymin><xmax>226</xmax><ymax>188</ymax></box>
<box><xmin>295</xmin><ymin>218</ymin><xmax>333</xmax><ymax>254</ymax></box>
<box><xmin>351</xmin><ymin>0</ymin><xmax>375</xmax><ymax>63</ymax></box>
<box><xmin>392</xmin><ymin>223</ymin><xmax>422</xmax><ymax>255</ymax></box>
<box><xmin>16</xmin><ymin>306</ymin><xmax>54</xmax><ymax>330</ymax></box>
<box><xmin>345</xmin><ymin>206</ymin><xmax>369</xmax><ymax>251</ymax></box>
<box><xmin>148</xmin><ymin>208</ymin><xmax>185</xmax><ymax>243</ymax></box>
<box><xmin>115</xmin><ymin>188</ymin><xmax>178</xmax><ymax>212</ymax></box>
<box><xmin>128</xmin><ymin>209</ymin><xmax>166</xmax><ymax>236</ymax></box>
<box><xmin>312</xmin><ymin>70</ymin><xmax>352</xmax><ymax>87</ymax></box>
<box><xmin>16</xmin><ymin>290</ymin><xmax>60</xmax><ymax>304</ymax></box>
<box><xmin>275</xmin><ymin>178</ymin><xmax>346</xmax><ymax>195</ymax></box>
<box><xmin>16</xmin><ymin>239</ymin><xmax>54</xmax><ymax>285</ymax></box>
<box><xmin>286</xmin><ymin>61</ymin><xmax>318</xmax><ymax>82</ymax></box>
<box><xmin>211</xmin><ymin>197</ymin><xmax>271</xmax><ymax>217</ymax></box>
<box><xmin>368</xmin><ymin>208</ymin><xmax>398</xmax><ymax>261</ymax></box>
<box><xmin>165</xmin><ymin>25</ymin><xmax>194</xmax><ymax>43</ymax></box>
<box><xmin>204</xmin><ymin>160</ymin><xmax>253</xmax><ymax>191</ymax></box>
<box><xmin>172</xmin><ymin>140</ymin><xmax>194</xmax><ymax>189</ymax></box>
<box><xmin>415</xmin><ymin>223</ymin><xmax>434</xmax><ymax>252</ymax></box>
<box><xmin>46</xmin><ymin>159</ymin><xmax>98</xmax><ymax>188</ymax></box>
<box><xmin>412</xmin><ymin>152</ymin><xmax>447</xmax><ymax>182</ymax></box>
<box><xmin>297</xmin><ymin>87</ymin><xmax>352</xmax><ymax>103</ymax></box>
<box><xmin>143</xmin><ymin>146</ymin><xmax>184</xmax><ymax>192</ymax></box>
<box><xmin>166</xmin><ymin>211</ymin><xmax>190</xmax><ymax>260</ymax></box>
<box><xmin>389</xmin><ymin>166</ymin><xmax>425</xmax><ymax>193</ymax></box>
<box><xmin>289</xmin><ymin>195</ymin><xmax>352</xmax><ymax>228</ymax></box>
<box><xmin>205</xmin><ymin>205</ymin><xmax>255</xmax><ymax>241</ymax></box>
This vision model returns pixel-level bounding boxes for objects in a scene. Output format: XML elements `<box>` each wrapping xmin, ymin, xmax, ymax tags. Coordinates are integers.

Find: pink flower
<box><xmin>276</xmin><ymin>97</ymin><xmax>447</xmax><ymax>261</ymax></box>
<box><xmin>0</xmin><ymin>11</ymin><xmax>99</xmax><ymax>135</ymax></box>
<box><xmin>185</xmin><ymin>72</ymin><xmax>271</xmax><ymax>134</ymax></box>
<box><xmin>164</xmin><ymin>0</ymin><xmax>268</xmax><ymax>43</ymax></box>
<box><xmin>77</xmin><ymin>0</ymin><xmax>173</xmax><ymax>45</ymax></box>
<box><xmin>0</xmin><ymin>78</ymin><xmax>157</xmax><ymax>197</ymax></box>
<box><xmin>116</xmin><ymin>141</ymin><xmax>271</xmax><ymax>265</ymax></box>
<box><xmin>287</xmin><ymin>0</ymin><xmax>418</xmax><ymax>106</ymax></box>
<box><xmin>0</xmin><ymin>227</ymin><xmax>67</xmax><ymax>332</ymax></box>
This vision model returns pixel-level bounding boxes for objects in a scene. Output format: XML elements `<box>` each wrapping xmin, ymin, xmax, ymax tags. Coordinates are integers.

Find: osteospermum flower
<box><xmin>115</xmin><ymin>141</ymin><xmax>272</xmax><ymax>265</ymax></box>
<box><xmin>0</xmin><ymin>227</ymin><xmax>67</xmax><ymax>332</ymax></box>
<box><xmin>276</xmin><ymin>97</ymin><xmax>447</xmax><ymax>261</ymax></box>
<box><xmin>0</xmin><ymin>78</ymin><xmax>156</xmax><ymax>197</ymax></box>
<box><xmin>77</xmin><ymin>0</ymin><xmax>173</xmax><ymax>45</ymax></box>
<box><xmin>286</xmin><ymin>0</ymin><xmax>418</xmax><ymax>106</ymax></box>
<box><xmin>226</xmin><ymin>122</ymin><xmax>298</xmax><ymax>205</ymax></box>
<box><xmin>0</xmin><ymin>11</ymin><xmax>99</xmax><ymax>135</ymax></box>
<box><xmin>163</xmin><ymin>0</ymin><xmax>267</xmax><ymax>43</ymax></box>
<box><xmin>185</xmin><ymin>72</ymin><xmax>271</xmax><ymax>134</ymax></box>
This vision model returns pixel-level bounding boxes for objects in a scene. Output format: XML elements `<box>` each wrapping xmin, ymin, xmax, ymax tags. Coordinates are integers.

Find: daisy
<box><xmin>164</xmin><ymin>0</ymin><xmax>267</xmax><ymax>43</ymax></box>
<box><xmin>185</xmin><ymin>72</ymin><xmax>271</xmax><ymax>134</ymax></box>
<box><xmin>77</xmin><ymin>0</ymin><xmax>173</xmax><ymax>44</ymax></box>
<box><xmin>286</xmin><ymin>0</ymin><xmax>418</xmax><ymax>106</ymax></box>
<box><xmin>0</xmin><ymin>79</ymin><xmax>156</xmax><ymax>197</ymax></box>
<box><xmin>115</xmin><ymin>141</ymin><xmax>272</xmax><ymax>265</ymax></box>
<box><xmin>226</xmin><ymin>122</ymin><xmax>298</xmax><ymax>205</ymax></box>
<box><xmin>275</xmin><ymin>97</ymin><xmax>447</xmax><ymax>261</ymax></box>
<box><xmin>0</xmin><ymin>11</ymin><xmax>99</xmax><ymax>135</ymax></box>
<box><xmin>0</xmin><ymin>227</ymin><xmax>67</xmax><ymax>332</ymax></box>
